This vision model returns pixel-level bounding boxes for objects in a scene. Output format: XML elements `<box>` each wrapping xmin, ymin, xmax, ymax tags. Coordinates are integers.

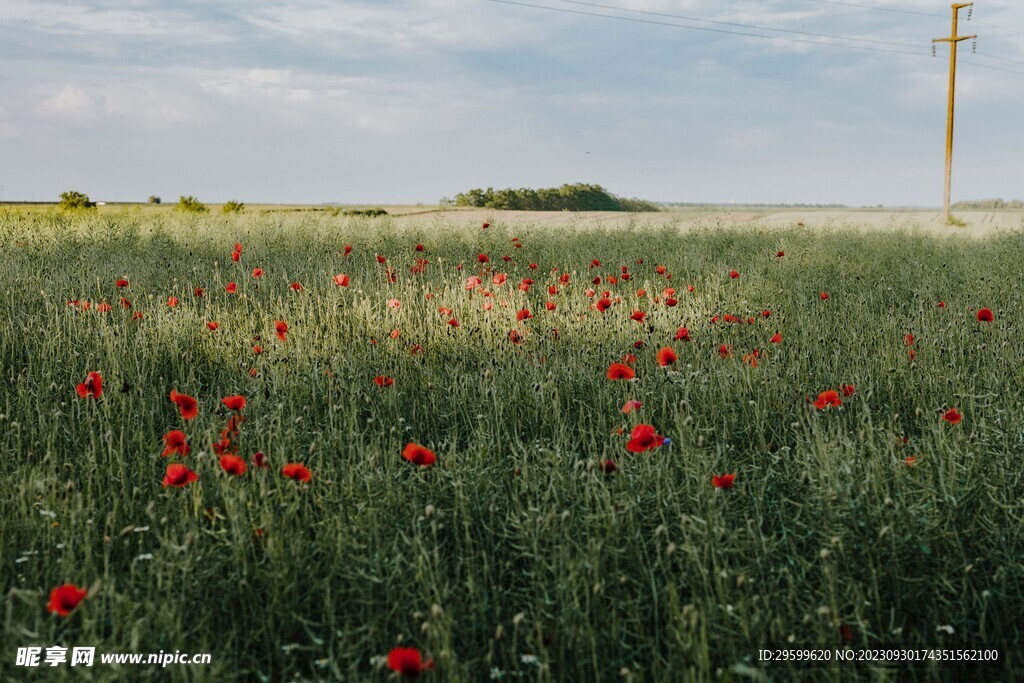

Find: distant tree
<box><xmin>222</xmin><ymin>200</ymin><xmax>245</xmax><ymax>214</ymax></box>
<box><xmin>452</xmin><ymin>184</ymin><xmax>659</xmax><ymax>212</ymax></box>
<box><xmin>59</xmin><ymin>191</ymin><xmax>96</xmax><ymax>210</ymax></box>
<box><xmin>176</xmin><ymin>196</ymin><xmax>208</xmax><ymax>213</ymax></box>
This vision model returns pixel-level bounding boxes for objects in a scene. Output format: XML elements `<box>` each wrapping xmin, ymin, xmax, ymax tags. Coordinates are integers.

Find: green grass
<box><xmin>1</xmin><ymin>209</ymin><xmax>1022</xmax><ymax>682</ymax></box>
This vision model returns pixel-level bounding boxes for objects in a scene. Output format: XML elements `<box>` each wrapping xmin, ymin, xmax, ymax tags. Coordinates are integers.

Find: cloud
<box><xmin>37</xmin><ymin>86</ymin><xmax>102</xmax><ymax>120</ymax></box>
<box><xmin>721</xmin><ymin>128</ymin><xmax>773</xmax><ymax>151</ymax></box>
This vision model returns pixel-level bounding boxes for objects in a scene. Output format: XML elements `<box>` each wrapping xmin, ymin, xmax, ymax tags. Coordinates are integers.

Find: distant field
<box><xmin>1</xmin><ymin>209</ymin><xmax>1022</xmax><ymax>681</ymax></box>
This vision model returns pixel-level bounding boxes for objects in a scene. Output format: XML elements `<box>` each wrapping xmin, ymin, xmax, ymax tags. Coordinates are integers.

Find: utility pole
<box><xmin>933</xmin><ymin>3</ymin><xmax>976</xmax><ymax>224</ymax></box>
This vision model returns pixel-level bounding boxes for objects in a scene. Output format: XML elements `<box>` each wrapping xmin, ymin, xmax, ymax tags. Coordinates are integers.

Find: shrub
<box><xmin>148</xmin><ymin>195</ymin><xmax>162</xmax><ymax>205</ymax></box>
<box><xmin>59</xmin><ymin>191</ymin><xmax>96</xmax><ymax>210</ymax></box>
<box><xmin>222</xmin><ymin>200</ymin><xmax>245</xmax><ymax>214</ymax></box>
<box><xmin>176</xmin><ymin>196</ymin><xmax>208</xmax><ymax>213</ymax></box>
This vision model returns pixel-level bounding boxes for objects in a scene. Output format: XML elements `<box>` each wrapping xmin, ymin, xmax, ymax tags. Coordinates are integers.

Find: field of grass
<box><xmin>1</xmin><ymin>209</ymin><xmax>1022</xmax><ymax>682</ymax></box>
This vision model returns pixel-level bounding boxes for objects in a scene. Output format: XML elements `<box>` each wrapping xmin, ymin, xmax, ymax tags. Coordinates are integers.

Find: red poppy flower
<box><xmin>161</xmin><ymin>429</ymin><xmax>190</xmax><ymax>457</ymax></box>
<box><xmin>477</xmin><ymin>253</ymin><xmax>489</xmax><ymax>264</ymax></box>
<box><xmin>231</xmin><ymin>250</ymin><xmax>241</xmax><ymax>262</ymax></box>
<box><xmin>402</xmin><ymin>442</ymin><xmax>437</xmax><ymax>467</ymax></box>
<box><xmin>252</xmin><ymin>268</ymin><xmax>264</xmax><ymax>279</ymax></box>
<box><xmin>776</xmin><ymin>251</ymin><xmax>785</xmax><ymax>258</ymax></box>
<box><xmin>595</xmin><ymin>298</ymin><xmax>612</xmax><ymax>313</ymax></box>
<box><xmin>673</xmin><ymin>327</ymin><xmax>691</xmax><ymax>342</ymax></box>
<box><xmin>729</xmin><ymin>270</ymin><xmax>739</xmax><ymax>279</ymax></box>
<box><xmin>656</xmin><ymin>346</ymin><xmax>678</xmax><ymax>367</ymax></box>
<box><xmin>711</xmin><ymin>473</ymin><xmax>736</xmax><ymax>490</ymax></box>
<box><xmin>207</xmin><ymin>321</ymin><xmax>219</xmax><ymax>331</ymax></box>
<box><xmin>604</xmin><ymin>362</ymin><xmax>637</xmax><ymax>383</ymax></box>
<box><xmin>840</xmin><ymin>384</ymin><xmax>855</xmax><ymax>397</ymax></box>
<box><xmin>132</xmin><ymin>311</ymin><xmax>143</xmax><ymax>320</ymax></box>
<box><xmin>166</xmin><ymin>296</ymin><xmax>179</xmax><ymax>308</ymax></box>
<box><xmin>162</xmin><ymin>463</ymin><xmax>198</xmax><ymax>488</ymax></box>
<box><xmin>388</xmin><ymin>647</ymin><xmax>434</xmax><ymax>677</ymax></box>
<box><xmin>630</xmin><ymin>310</ymin><xmax>646</xmax><ymax>322</ymax></box>
<box><xmin>169</xmin><ymin>390</ymin><xmax>199</xmax><ymax>420</ymax></box>
<box><xmin>75</xmin><ymin>371</ymin><xmax>103</xmax><ymax>399</ymax></box>
<box><xmin>481</xmin><ymin>222</ymin><xmax>490</xmax><ymax>229</ymax></box>
<box><xmin>937</xmin><ymin>301</ymin><xmax>946</xmax><ymax>308</ymax></box>
<box><xmin>226</xmin><ymin>282</ymin><xmax>237</xmax><ymax>294</ymax></box>
<box><xmin>116</xmin><ymin>278</ymin><xmax>129</xmax><ymax>288</ymax></box>
<box><xmin>212</xmin><ymin>437</ymin><xmax>233</xmax><ymax>456</ymax></box>
<box><xmin>220</xmin><ymin>455</ymin><xmax>247</xmax><ymax>476</ymax></box>
<box><xmin>820</xmin><ymin>291</ymin><xmax>829</xmax><ymax>300</ymax></box>
<box><xmin>47</xmin><ymin>584</ymin><xmax>87</xmax><ymax>617</ymax></box>
<box><xmin>941</xmin><ymin>408</ymin><xmax>962</xmax><ymax>425</ymax></box>
<box><xmin>447</xmin><ymin>318</ymin><xmax>459</xmax><ymax>328</ymax></box>
<box><xmin>509</xmin><ymin>329</ymin><xmax>524</xmax><ymax>344</ymax></box>
<box><xmin>904</xmin><ymin>333</ymin><xmax>915</xmax><ymax>346</ymax></box>
<box><xmin>718</xmin><ymin>344</ymin><xmax>732</xmax><ymax>359</ymax></box>
<box><xmin>977</xmin><ymin>308</ymin><xmax>994</xmax><ymax>323</ymax></box>
<box><xmin>410</xmin><ymin>344</ymin><xmax>424</xmax><ymax>356</ymax></box>
<box><xmin>281</xmin><ymin>463</ymin><xmax>312</xmax><ymax>482</ymax></box>
<box><xmin>194</xmin><ymin>287</ymin><xmax>204</xmax><ymax>298</ymax></box>
<box><xmin>120</xmin><ymin>297</ymin><xmax>131</xmax><ymax>309</ymax></box>
<box><xmin>222</xmin><ymin>395</ymin><xmax>246</xmax><ymax>411</ymax></box>
<box><xmin>599</xmin><ymin>459</ymin><xmax>618</xmax><ymax>474</ymax></box>
<box><xmin>374</xmin><ymin>375</ymin><xmax>394</xmax><ymax>387</ymax></box>
<box><xmin>621</xmin><ymin>399</ymin><xmax>642</xmax><ymax>414</ymax></box>
<box><xmin>516</xmin><ymin>308</ymin><xmax>532</xmax><ymax>321</ymax></box>
<box><xmin>332</xmin><ymin>273</ymin><xmax>350</xmax><ymax>287</ymax></box>
<box><xmin>813</xmin><ymin>390</ymin><xmax>842</xmax><ymax>410</ymax></box>
<box><xmin>343</xmin><ymin>245</ymin><xmax>353</xmax><ymax>256</ymax></box>
<box><xmin>769</xmin><ymin>332</ymin><xmax>782</xmax><ymax>344</ymax></box>
<box><xmin>251</xmin><ymin>451</ymin><xmax>269</xmax><ymax>468</ymax></box>
<box><xmin>545</xmin><ymin>301</ymin><xmax>556</xmax><ymax>311</ymax></box>
<box><xmin>626</xmin><ymin>423</ymin><xmax>666</xmax><ymax>453</ymax></box>
<box><xmin>275</xmin><ymin>320</ymin><xmax>288</xmax><ymax>341</ymax></box>
<box><xmin>414</xmin><ymin>243</ymin><xmax>424</xmax><ymax>252</ymax></box>
<box><xmin>289</xmin><ymin>282</ymin><xmax>303</xmax><ymax>291</ymax></box>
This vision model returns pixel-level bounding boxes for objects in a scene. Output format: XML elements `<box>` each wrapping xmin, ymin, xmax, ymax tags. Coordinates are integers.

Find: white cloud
<box><xmin>721</xmin><ymin>128</ymin><xmax>773</xmax><ymax>151</ymax></box>
<box><xmin>37</xmin><ymin>86</ymin><xmax>101</xmax><ymax>120</ymax></box>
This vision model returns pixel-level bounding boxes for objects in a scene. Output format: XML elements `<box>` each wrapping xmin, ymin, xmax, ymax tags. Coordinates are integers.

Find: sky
<box><xmin>1</xmin><ymin>0</ymin><xmax>1022</xmax><ymax>206</ymax></box>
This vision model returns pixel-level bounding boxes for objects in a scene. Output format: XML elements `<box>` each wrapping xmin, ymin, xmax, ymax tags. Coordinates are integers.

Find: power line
<box><xmin>799</xmin><ymin>0</ymin><xmax>945</xmax><ymax>19</ymax></box>
<box><xmin>800</xmin><ymin>0</ymin><xmax>1024</xmax><ymax>38</ymax></box>
<box><xmin>973</xmin><ymin>51</ymin><xmax>1024</xmax><ymax>66</ymax></box>
<box><xmin>550</xmin><ymin>0</ymin><xmax>921</xmax><ymax>50</ymax></box>
<box><xmin>488</xmin><ymin>0</ymin><xmax>1024</xmax><ymax>77</ymax></box>
<box><xmin>485</xmin><ymin>0</ymin><xmax>928</xmax><ymax>57</ymax></box>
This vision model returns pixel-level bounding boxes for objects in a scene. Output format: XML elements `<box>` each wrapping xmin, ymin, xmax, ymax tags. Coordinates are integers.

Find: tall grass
<box><xmin>1</xmin><ymin>209</ymin><xmax>1021</xmax><ymax>681</ymax></box>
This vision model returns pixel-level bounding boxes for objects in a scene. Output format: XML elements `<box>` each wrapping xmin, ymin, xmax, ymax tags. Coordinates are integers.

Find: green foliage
<box><xmin>148</xmin><ymin>195</ymin><xmax>161</xmax><ymax>204</ymax></box>
<box><xmin>1</xmin><ymin>211</ymin><xmax>1022</xmax><ymax>681</ymax></box>
<box><xmin>176</xmin><ymin>195</ymin><xmax>208</xmax><ymax>213</ymax></box>
<box><xmin>453</xmin><ymin>183</ymin><xmax>660</xmax><ymax>212</ymax></box>
<box><xmin>222</xmin><ymin>200</ymin><xmax>245</xmax><ymax>214</ymax></box>
<box><xmin>58</xmin><ymin>190</ymin><xmax>96</xmax><ymax>210</ymax></box>
<box><xmin>333</xmin><ymin>207</ymin><xmax>387</xmax><ymax>217</ymax></box>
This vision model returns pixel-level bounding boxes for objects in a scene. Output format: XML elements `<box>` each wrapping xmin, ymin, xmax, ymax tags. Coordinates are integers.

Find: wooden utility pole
<box><xmin>933</xmin><ymin>4</ymin><xmax>976</xmax><ymax>224</ymax></box>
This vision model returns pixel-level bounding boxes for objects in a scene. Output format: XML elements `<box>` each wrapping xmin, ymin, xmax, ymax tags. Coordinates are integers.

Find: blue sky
<box><xmin>1</xmin><ymin>0</ymin><xmax>1022</xmax><ymax>206</ymax></box>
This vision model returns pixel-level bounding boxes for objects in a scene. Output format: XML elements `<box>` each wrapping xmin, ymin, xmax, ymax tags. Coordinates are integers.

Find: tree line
<box><xmin>446</xmin><ymin>183</ymin><xmax>660</xmax><ymax>212</ymax></box>
<box><xmin>952</xmin><ymin>199</ymin><xmax>1024</xmax><ymax>209</ymax></box>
